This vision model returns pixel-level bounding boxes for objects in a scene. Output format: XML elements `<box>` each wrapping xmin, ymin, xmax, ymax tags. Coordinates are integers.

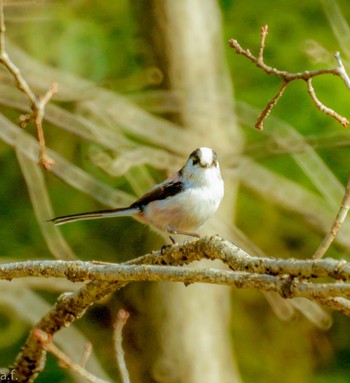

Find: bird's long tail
<box><xmin>49</xmin><ymin>207</ymin><xmax>139</xmax><ymax>226</ymax></box>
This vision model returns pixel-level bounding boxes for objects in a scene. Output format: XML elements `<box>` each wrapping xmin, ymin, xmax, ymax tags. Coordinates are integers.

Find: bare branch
<box><xmin>80</xmin><ymin>342</ymin><xmax>93</xmax><ymax>368</ymax></box>
<box><xmin>10</xmin><ymin>246</ymin><xmax>183</xmax><ymax>382</ymax></box>
<box><xmin>256</xmin><ymin>80</ymin><xmax>288</xmax><ymax>130</ymax></box>
<box><xmin>258</xmin><ymin>24</ymin><xmax>269</xmax><ymax>62</ymax></box>
<box><xmin>2</xmin><ymin>258</ymin><xmax>350</xmax><ymax>299</ymax></box>
<box><xmin>3</xmin><ymin>237</ymin><xmax>350</xmax><ymax>281</ymax></box>
<box><xmin>313</xmin><ymin>173</ymin><xmax>350</xmax><ymax>259</ymax></box>
<box><xmin>34</xmin><ymin>329</ymin><xmax>110</xmax><ymax>383</ymax></box>
<box><xmin>4</xmin><ymin>259</ymin><xmax>350</xmax><ymax>302</ymax></box>
<box><xmin>318</xmin><ymin>297</ymin><xmax>350</xmax><ymax>317</ymax></box>
<box><xmin>228</xmin><ymin>26</ymin><xmax>350</xmax><ymax>129</ymax></box>
<box><xmin>8</xmin><ymin>235</ymin><xmax>350</xmax><ymax>380</ymax></box>
<box><xmin>306</xmin><ymin>78</ymin><xmax>349</xmax><ymax>127</ymax></box>
<box><xmin>0</xmin><ymin>0</ymin><xmax>56</xmax><ymax>169</ymax></box>
<box><xmin>113</xmin><ymin>309</ymin><xmax>131</xmax><ymax>383</ymax></box>
<box><xmin>334</xmin><ymin>51</ymin><xmax>350</xmax><ymax>89</ymax></box>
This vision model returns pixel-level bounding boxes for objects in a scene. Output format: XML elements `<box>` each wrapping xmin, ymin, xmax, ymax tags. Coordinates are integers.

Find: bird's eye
<box><xmin>192</xmin><ymin>156</ymin><xmax>200</xmax><ymax>165</ymax></box>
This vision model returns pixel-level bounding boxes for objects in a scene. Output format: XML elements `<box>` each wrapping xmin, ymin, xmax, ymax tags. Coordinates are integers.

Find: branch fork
<box><xmin>0</xmin><ymin>0</ymin><xmax>56</xmax><ymax>170</ymax></box>
<box><xmin>229</xmin><ymin>25</ymin><xmax>350</xmax><ymax>130</ymax></box>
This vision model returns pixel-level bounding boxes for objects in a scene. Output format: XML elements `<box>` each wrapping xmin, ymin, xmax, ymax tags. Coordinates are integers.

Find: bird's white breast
<box><xmin>141</xmin><ymin>165</ymin><xmax>224</xmax><ymax>233</ymax></box>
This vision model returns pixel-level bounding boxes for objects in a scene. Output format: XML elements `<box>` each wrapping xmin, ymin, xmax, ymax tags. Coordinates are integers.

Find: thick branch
<box><xmin>1</xmin><ymin>252</ymin><xmax>350</xmax><ymax>283</ymax></box>
<box><xmin>2</xmin><ymin>259</ymin><xmax>350</xmax><ymax>299</ymax></box>
<box><xmin>8</xmin><ymin>235</ymin><xmax>350</xmax><ymax>381</ymax></box>
<box><xmin>2</xmin><ymin>237</ymin><xmax>350</xmax><ymax>282</ymax></box>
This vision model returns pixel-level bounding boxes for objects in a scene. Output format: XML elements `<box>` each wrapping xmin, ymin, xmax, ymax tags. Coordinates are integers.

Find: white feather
<box><xmin>50</xmin><ymin>147</ymin><xmax>224</xmax><ymax>240</ymax></box>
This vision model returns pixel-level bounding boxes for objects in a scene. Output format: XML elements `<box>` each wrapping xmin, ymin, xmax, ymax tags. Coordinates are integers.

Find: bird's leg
<box><xmin>166</xmin><ymin>227</ymin><xmax>201</xmax><ymax>239</ymax></box>
<box><xmin>160</xmin><ymin>234</ymin><xmax>178</xmax><ymax>254</ymax></box>
<box><xmin>161</xmin><ymin>243</ymin><xmax>173</xmax><ymax>254</ymax></box>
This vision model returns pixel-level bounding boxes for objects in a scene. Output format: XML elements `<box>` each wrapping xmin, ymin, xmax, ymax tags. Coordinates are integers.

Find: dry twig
<box><xmin>313</xmin><ymin>173</ymin><xmax>350</xmax><ymax>259</ymax></box>
<box><xmin>80</xmin><ymin>342</ymin><xmax>93</xmax><ymax>368</ymax></box>
<box><xmin>34</xmin><ymin>329</ymin><xmax>110</xmax><ymax>383</ymax></box>
<box><xmin>113</xmin><ymin>309</ymin><xmax>131</xmax><ymax>383</ymax></box>
<box><xmin>0</xmin><ymin>0</ymin><xmax>56</xmax><ymax>169</ymax></box>
<box><xmin>4</xmin><ymin>240</ymin><xmax>350</xmax><ymax>281</ymax></box>
<box><xmin>7</xmin><ymin>235</ymin><xmax>350</xmax><ymax>382</ymax></box>
<box><xmin>4</xmin><ymin>259</ymin><xmax>350</xmax><ymax>302</ymax></box>
<box><xmin>228</xmin><ymin>25</ymin><xmax>350</xmax><ymax>130</ymax></box>
<box><xmin>3</xmin><ymin>257</ymin><xmax>350</xmax><ymax>299</ymax></box>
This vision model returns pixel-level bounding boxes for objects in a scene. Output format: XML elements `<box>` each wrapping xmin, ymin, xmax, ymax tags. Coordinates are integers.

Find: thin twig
<box><xmin>34</xmin><ymin>331</ymin><xmax>104</xmax><ymax>381</ymax></box>
<box><xmin>228</xmin><ymin>39</ymin><xmax>339</xmax><ymax>81</ymax></box>
<box><xmin>306</xmin><ymin>78</ymin><xmax>349</xmax><ymax>127</ymax></box>
<box><xmin>334</xmin><ymin>51</ymin><xmax>350</xmax><ymax>89</ymax></box>
<box><xmin>228</xmin><ymin>26</ymin><xmax>350</xmax><ymax>129</ymax></box>
<box><xmin>0</xmin><ymin>0</ymin><xmax>56</xmax><ymax>169</ymax></box>
<box><xmin>80</xmin><ymin>342</ymin><xmax>93</xmax><ymax>368</ymax></box>
<box><xmin>313</xmin><ymin>173</ymin><xmax>350</xmax><ymax>259</ymax></box>
<box><xmin>34</xmin><ymin>329</ymin><xmax>110</xmax><ymax>383</ymax></box>
<box><xmin>258</xmin><ymin>24</ymin><xmax>268</xmax><ymax>62</ymax></box>
<box><xmin>256</xmin><ymin>80</ymin><xmax>288</xmax><ymax>130</ymax></box>
<box><xmin>113</xmin><ymin>309</ymin><xmax>131</xmax><ymax>383</ymax></box>
<box><xmin>0</xmin><ymin>0</ymin><xmax>5</xmax><ymax>58</ymax></box>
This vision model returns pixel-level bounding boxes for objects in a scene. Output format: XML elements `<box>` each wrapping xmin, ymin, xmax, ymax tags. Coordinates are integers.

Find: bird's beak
<box><xmin>200</xmin><ymin>161</ymin><xmax>215</xmax><ymax>168</ymax></box>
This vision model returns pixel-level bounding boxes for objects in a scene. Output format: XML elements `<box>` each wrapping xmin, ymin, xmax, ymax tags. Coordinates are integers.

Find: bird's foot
<box><xmin>161</xmin><ymin>243</ymin><xmax>173</xmax><ymax>255</ymax></box>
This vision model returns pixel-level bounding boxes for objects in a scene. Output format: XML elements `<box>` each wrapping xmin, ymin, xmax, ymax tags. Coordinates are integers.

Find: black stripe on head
<box><xmin>189</xmin><ymin>149</ymin><xmax>201</xmax><ymax>166</ymax></box>
<box><xmin>130</xmin><ymin>181</ymin><xmax>184</xmax><ymax>210</ymax></box>
<box><xmin>189</xmin><ymin>147</ymin><xmax>217</xmax><ymax>168</ymax></box>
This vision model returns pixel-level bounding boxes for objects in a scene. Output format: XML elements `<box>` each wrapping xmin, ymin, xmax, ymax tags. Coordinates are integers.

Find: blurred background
<box><xmin>1</xmin><ymin>0</ymin><xmax>350</xmax><ymax>382</ymax></box>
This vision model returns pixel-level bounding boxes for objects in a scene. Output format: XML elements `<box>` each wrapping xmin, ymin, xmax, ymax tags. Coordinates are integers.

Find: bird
<box><xmin>49</xmin><ymin>147</ymin><xmax>224</xmax><ymax>243</ymax></box>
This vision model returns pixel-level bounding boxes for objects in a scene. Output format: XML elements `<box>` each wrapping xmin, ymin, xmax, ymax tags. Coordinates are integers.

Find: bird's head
<box><xmin>180</xmin><ymin>147</ymin><xmax>221</xmax><ymax>184</ymax></box>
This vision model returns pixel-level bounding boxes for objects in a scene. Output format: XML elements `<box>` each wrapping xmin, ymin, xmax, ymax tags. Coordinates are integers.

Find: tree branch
<box><xmin>2</xmin><ymin>256</ymin><xmax>350</xmax><ymax>299</ymax></box>
<box><xmin>313</xmin><ymin>172</ymin><xmax>350</xmax><ymax>259</ymax></box>
<box><xmin>113</xmin><ymin>309</ymin><xmax>131</xmax><ymax>383</ymax></box>
<box><xmin>34</xmin><ymin>329</ymin><xmax>110</xmax><ymax>383</ymax></box>
<box><xmin>2</xmin><ymin>237</ymin><xmax>350</xmax><ymax>282</ymax></box>
<box><xmin>306</xmin><ymin>78</ymin><xmax>348</xmax><ymax>127</ymax></box>
<box><xmin>4</xmin><ymin>261</ymin><xmax>350</xmax><ymax>303</ymax></box>
<box><xmin>0</xmin><ymin>0</ymin><xmax>56</xmax><ymax>170</ymax></box>
<box><xmin>228</xmin><ymin>25</ymin><xmax>350</xmax><ymax>129</ymax></box>
<box><xmin>7</xmin><ymin>235</ymin><xmax>350</xmax><ymax>381</ymax></box>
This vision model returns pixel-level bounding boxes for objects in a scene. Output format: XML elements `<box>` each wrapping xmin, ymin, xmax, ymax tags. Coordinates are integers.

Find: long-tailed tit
<box><xmin>50</xmin><ymin>147</ymin><xmax>224</xmax><ymax>242</ymax></box>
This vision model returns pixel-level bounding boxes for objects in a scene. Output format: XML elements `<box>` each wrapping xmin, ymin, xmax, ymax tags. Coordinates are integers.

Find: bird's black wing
<box><xmin>130</xmin><ymin>181</ymin><xmax>184</xmax><ymax>210</ymax></box>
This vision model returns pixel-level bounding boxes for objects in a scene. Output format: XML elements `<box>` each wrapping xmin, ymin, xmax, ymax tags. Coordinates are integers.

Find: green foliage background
<box><xmin>1</xmin><ymin>0</ymin><xmax>350</xmax><ymax>382</ymax></box>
